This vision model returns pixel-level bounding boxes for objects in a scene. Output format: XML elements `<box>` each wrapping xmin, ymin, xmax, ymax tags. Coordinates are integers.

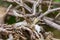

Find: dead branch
<box><xmin>1</xmin><ymin>0</ymin><xmax>60</xmax><ymax>40</ymax></box>
<box><xmin>43</xmin><ymin>17</ymin><xmax>60</xmax><ymax>30</ymax></box>
<box><xmin>39</xmin><ymin>7</ymin><xmax>60</xmax><ymax>19</ymax></box>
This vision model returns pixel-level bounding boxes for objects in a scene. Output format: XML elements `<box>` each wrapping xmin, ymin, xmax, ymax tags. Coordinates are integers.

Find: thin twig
<box><xmin>6</xmin><ymin>4</ymin><xmax>12</xmax><ymax>14</ymax></box>
<box><xmin>39</xmin><ymin>0</ymin><xmax>42</xmax><ymax>13</ymax></box>
<box><xmin>32</xmin><ymin>0</ymin><xmax>39</xmax><ymax>15</ymax></box>
<box><xmin>48</xmin><ymin>0</ymin><xmax>52</xmax><ymax>10</ymax></box>
<box><xmin>55</xmin><ymin>12</ymin><xmax>60</xmax><ymax>19</ymax></box>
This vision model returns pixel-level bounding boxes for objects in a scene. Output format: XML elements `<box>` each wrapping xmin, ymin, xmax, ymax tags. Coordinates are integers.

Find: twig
<box><xmin>12</xmin><ymin>10</ymin><xmax>23</xmax><ymax>17</ymax></box>
<box><xmin>32</xmin><ymin>2</ymin><xmax>36</xmax><ymax>15</ymax></box>
<box><xmin>55</xmin><ymin>12</ymin><xmax>60</xmax><ymax>19</ymax></box>
<box><xmin>48</xmin><ymin>0</ymin><xmax>52</xmax><ymax>10</ymax></box>
<box><xmin>32</xmin><ymin>0</ymin><xmax>39</xmax><ymax>15</ymax></box>
<box><xmin>6</xmin><ymin>4</ymin><xmax>12</xmax><ymax>14</ymax></box>
<box><xmin>20</xmin><ymin>0</ymin><xmax>30</xmax><ymax>23</ymax></box>
<box><xmin>23</xmin><ymin>3</ymin><xmax>32</xmax><ymax>13</ymax></box>
<box><xmin>14</xmin><ymin>0</ymin><xmax>32</xmax><ymax>13</ymax></box>
<box><xmin>24</xmin><ymin>0</ymin><xmax>35</xmax><ymax>4</ymax></box>
<box><xmin>39</xmin><ymin>0</ymin><xmax>42</xmax><ymax>13</ymax></box>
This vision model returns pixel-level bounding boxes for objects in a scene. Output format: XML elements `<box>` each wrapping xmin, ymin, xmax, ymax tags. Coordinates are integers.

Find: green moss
<box><xmin>0</xmin><ymin>0</ymin><xmax>11</xmax><ymax>7</ymax></box>
<box><xmin>43</xmin><ymin>25</ymin><xmax>60</xmax><ymax>38</ymax></box>
<box><xmin>53</xmin><ymin>30</ymin><xmax>60</xmax><ymax>38</ymax></box>
<box><xmin>5</xmin><ymin>16</ymin><xmax>16</xmax><ymax>24</ymax></box>
<box><xmin>54</xmin><ymin>0</ymin><xmax>60</xmax><ymax>2</ymax></box>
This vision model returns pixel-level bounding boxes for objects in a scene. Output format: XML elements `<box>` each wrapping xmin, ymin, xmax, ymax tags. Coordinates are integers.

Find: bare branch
<box><xmin>43</xmin><ymin>17</ymin><xmax>60</xmax><ymax>30</ymax></box>
<box><xmin>39</xmin><ymin>7</ymin><xmax>60</xmax><ymax>19</ymax></box>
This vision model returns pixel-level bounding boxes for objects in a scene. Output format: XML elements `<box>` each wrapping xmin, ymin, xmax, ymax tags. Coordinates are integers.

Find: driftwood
<box><xmin>0</xmin><ymin>0</ymin><xmax>60</xmax><ymax>40</ymax></box>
